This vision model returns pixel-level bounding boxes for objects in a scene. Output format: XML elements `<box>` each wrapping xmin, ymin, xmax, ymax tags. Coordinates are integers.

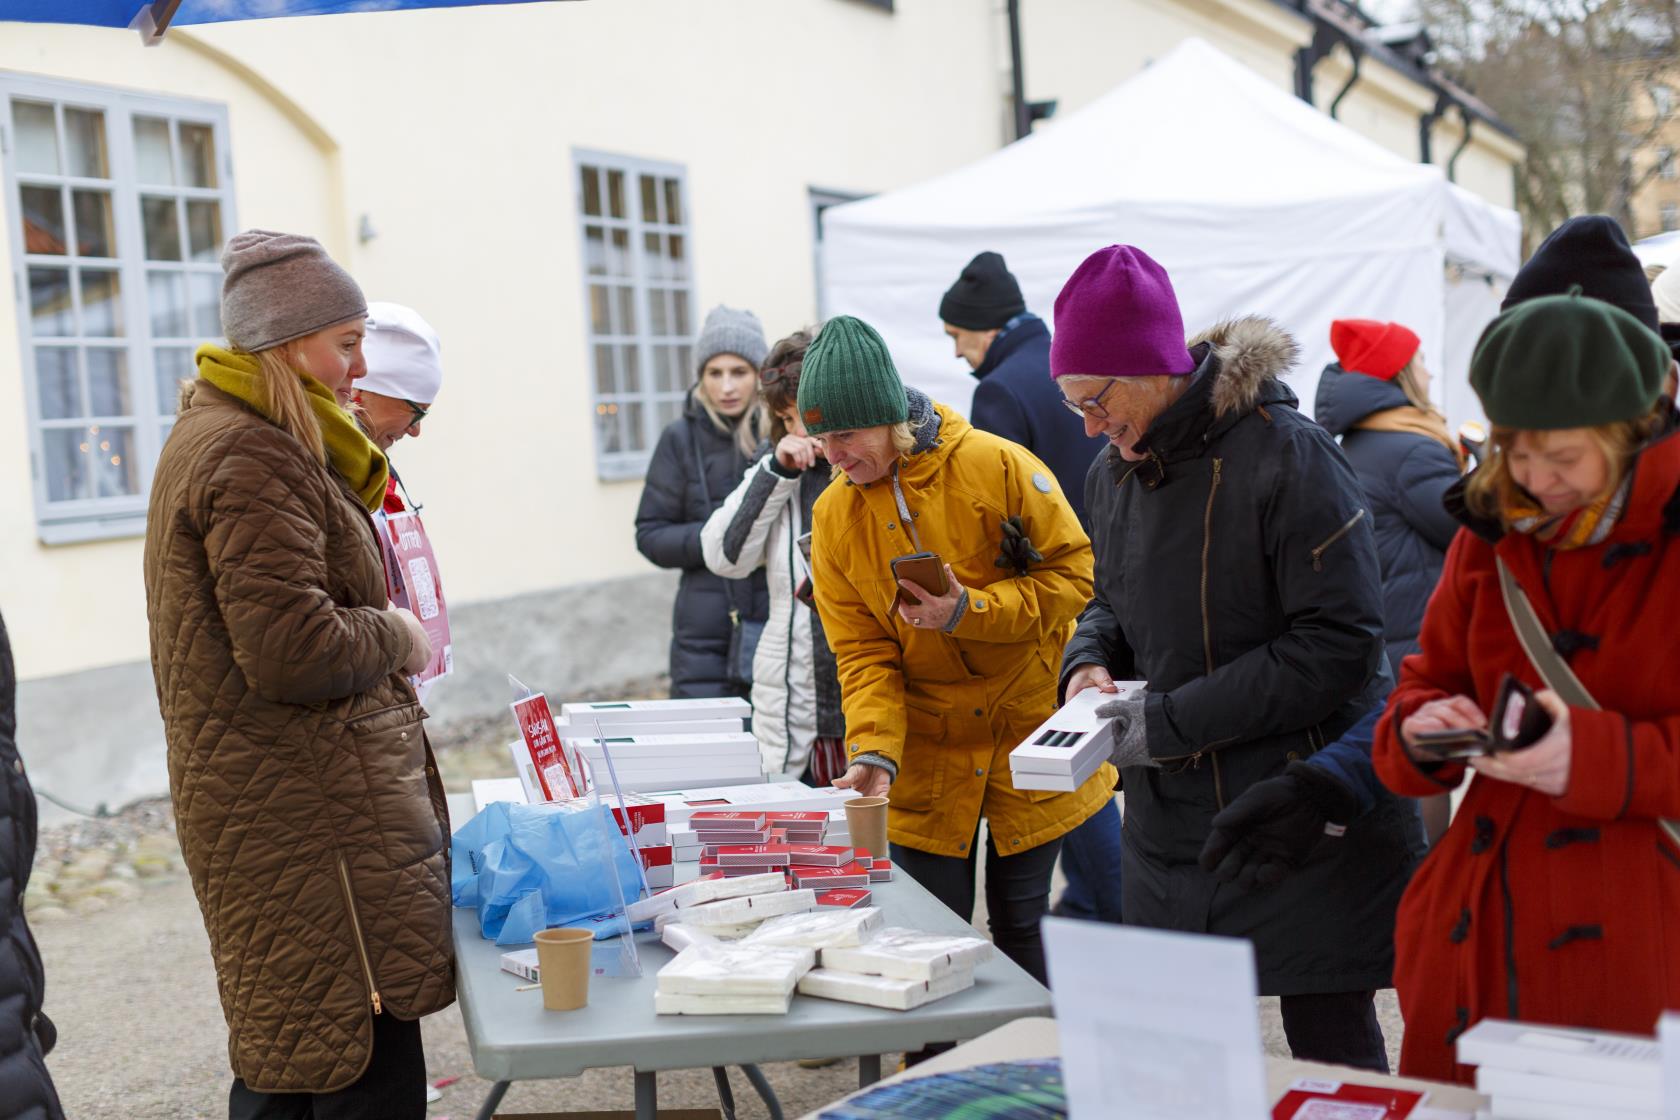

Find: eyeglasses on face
<box><xmin>1060</xmin><ymin>379</ymin><xmax>1119</xmax><ymax>419</ymax></box>
<box><xmin>403</xmin><ymin>400</ymin><xmax>430</xmax><ymax>427</ymax></box>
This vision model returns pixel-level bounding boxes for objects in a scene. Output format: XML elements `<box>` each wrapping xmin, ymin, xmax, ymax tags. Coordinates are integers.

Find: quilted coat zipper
<box><xmin>1311</xmin><ymin>509</ymin><xmax>1367</xmax><ymax>572</ymax></box>
<box><xmin>336</xmin><ymin>855</ymin><xmax>382</xmax><ymax>1015</ymax></box>
<box><xmin>1200</xmin><ymin>460</ymin><xmax>1227</xmax><ymax>808</ymax></box>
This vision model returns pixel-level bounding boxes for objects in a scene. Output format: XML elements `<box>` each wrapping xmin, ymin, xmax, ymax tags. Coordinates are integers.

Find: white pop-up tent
<box><xmin>821</xmin><ymin>37</ymin><xmax>1520</xmax><ymax>433</ymax></box>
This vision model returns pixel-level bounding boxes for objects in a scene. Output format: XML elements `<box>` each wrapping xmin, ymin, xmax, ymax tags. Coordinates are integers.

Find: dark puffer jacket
<box><xmin>636</xmin><ymin>395</ymin><xmax>771</xmax><ymax>698</ymax></box>
<box><xmin>1061</xmin><ymin>318</ymin><xmax>1419</xmax><ymax>996</ymax></box>
<box><xmin>1314</xmin><ymin>365</ymin><xmax>1462</xmax><ymax>674</ymax></box>
<box><xmin>0</xmin><ymin>612</ymin><xmax>63</xmax><ymax>1120</ymax></box>
<box><xmin>969</xmin><ymin>315</ymin><xmax>1106</xmax><ymax>528</ymax></box>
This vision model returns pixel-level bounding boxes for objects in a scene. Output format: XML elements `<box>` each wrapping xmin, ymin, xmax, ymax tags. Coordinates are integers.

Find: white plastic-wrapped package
<box><xmin>677</xmin><ymin>888</ymin><xmax>817</xmax><ymax>930</ymax></box>
<box><xmin>654</xmin><ymin>909</ymin><xmax>760</xmax><ymax>940</ymax></box>
<box><xmin>654</xmin><ymin>990</ymin><xmax>792</xmax><ymax>1015</ymax></box>
<box><xmin>797</xmin><ymin>966</ymin><xmax>976</xmax><ymax>1010</ymax></box>
<box><xmin>655</xmin><ymin>943</ymin><xmax>816</xmax><ymax>997</ymax></box>
<box><xmin>819</xmin><ymin>927</ymin><xmax>993</xmax><ymax>981</ymax></box>
<box><xmin>625</xmin><ymin>872</ymin><xmax>787</xmax><ymax>923</ymax></box>
<box><xmin>741</xmin><ymin>907</ymin><xmax>884</xmax><ymax>949</ymax></box>
<box><xmin>659</xmin><ymin>923</ymin><xmax>721</xmax><ymax>953</ymax></box>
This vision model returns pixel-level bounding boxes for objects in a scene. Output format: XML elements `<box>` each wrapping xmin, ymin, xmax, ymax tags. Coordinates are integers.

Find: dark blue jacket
<box><xmin>0</xmin><ymin>612</ymin><xmax>63</xmax><ymax>1120</ymax></box>
<box><xmin>969</xmin><ymin>315</ymin><xmax>1106</xmax><ymax>529</ymax></box>
<box><xmin>1313</xmin><ymin>365</ymin><xmax>1462</xmax><ymax>676</ymax></box>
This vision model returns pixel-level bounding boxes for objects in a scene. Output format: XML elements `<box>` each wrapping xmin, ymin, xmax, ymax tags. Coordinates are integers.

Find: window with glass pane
<box><xmin>575</xmin><ymin>153</ymin><xmax>695</xmax><ymax>478</ymax></box>
<box><xmin>3</xmin><ymin>79</ymin><xmax>235</xmax><ymax>541</ymax></box>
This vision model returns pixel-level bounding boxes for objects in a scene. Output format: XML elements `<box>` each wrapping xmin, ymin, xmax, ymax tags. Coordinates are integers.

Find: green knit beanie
<box><xmin>1470</xmin><ymin>289</ymin><xmax>1669</xmax><ymax>430</ymax></box>
<box><xmin>796</xmin><ymin>316</ymin><xmax>910</xmax><ymax>435</ymax></box>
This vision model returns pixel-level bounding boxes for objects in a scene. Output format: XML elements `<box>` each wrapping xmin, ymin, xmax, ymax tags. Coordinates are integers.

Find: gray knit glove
<box><xmin>1095</xmin><ymin>691</ymin><xmax>1157</xmax><ymax>770</ymax></box>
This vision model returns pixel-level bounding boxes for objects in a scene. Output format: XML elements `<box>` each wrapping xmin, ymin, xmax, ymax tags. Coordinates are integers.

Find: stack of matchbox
<box><xmin>797</xmin><ymin>927</ymin><xmax>992</xmax><ymax>1011</ymax></box>
<box><xmin>1456</xmin><ymin>1020</ymin><xmax>1662</xmax><ymax>1119</ymax></box>
<box><xmin>555</xmin><ymin>697</ymin><xmax>765</xmax><ymax>795</ymax></box>
<box><xmin>690</xmin><ymin>812</ymin><xmax>879</xmax><ymax>908</ymax></box>
<box><xmin>1009</xmin><ymin>684</ymin><xmax>1139</xmax><ymax>792</ymax></box>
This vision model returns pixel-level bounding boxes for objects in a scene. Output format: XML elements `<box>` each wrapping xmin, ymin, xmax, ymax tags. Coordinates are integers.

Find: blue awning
<box><xmin>1</xmin><ymin>1</ymin><xmax>559</xmax><ymax>31</ymax></box>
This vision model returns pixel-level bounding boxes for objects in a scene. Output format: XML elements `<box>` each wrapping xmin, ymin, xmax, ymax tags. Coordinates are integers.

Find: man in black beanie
<box><xmin>1502</xmin><ymin>215</ymin><xmax>1661</xmax><ymax>331</ymax></box>
<box><xmin>940</xmin><ymin>251</ymin><xmax>1106</xmax><ymax>525</ymax></box>
<box><xmin>939</xmin><ymin>251</ymin><xmax>1120</xmax><ymax>925</ymax></box>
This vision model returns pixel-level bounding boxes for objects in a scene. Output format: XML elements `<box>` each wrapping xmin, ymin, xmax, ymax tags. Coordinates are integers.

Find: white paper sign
<box><xmin>1044</xmin><ymin>917</ymin><xmax>1268</xmax><ymax>1120</ymax></box>
<box><xmin>1662</xmin><ymin>1013</ymin><xmax>1680</xmax><ymax>1119</ymax></box>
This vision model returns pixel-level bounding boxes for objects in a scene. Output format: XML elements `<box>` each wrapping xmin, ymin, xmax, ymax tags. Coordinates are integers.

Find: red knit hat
<box><xmin>1329</xmin><ymin>319</ymin><xmax>1420</xmax><ymax>380</ymax></box>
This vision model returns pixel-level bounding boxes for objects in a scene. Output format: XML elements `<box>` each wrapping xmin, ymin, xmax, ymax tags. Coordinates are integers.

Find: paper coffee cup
<box><xmin>844</xmin><ymin>796</ymin><xmax>890</xmax><ymax>860</ymax></box>
<box><xmin>533</xmin><ymin>927</ymin><xmax>593</xmax><ymax>1011</ymax></box>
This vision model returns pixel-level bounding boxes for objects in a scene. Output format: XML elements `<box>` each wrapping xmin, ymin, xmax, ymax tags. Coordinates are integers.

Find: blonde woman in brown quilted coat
<box><xmin>144</xmin><ymin>232</ymin><xmax>452</xmax><ymax>1118</ymax></box>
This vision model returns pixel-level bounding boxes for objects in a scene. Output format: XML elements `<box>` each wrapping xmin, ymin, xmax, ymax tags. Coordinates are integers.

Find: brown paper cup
<box><xmin>533</xmin><ymin>927</ymin><xmax>593</xmax><ymax>1011</ymax></box>
<box><xmin>844</xmin><ymin>796</ymin><xmax>890</xmax><ymax>860</ymax></box>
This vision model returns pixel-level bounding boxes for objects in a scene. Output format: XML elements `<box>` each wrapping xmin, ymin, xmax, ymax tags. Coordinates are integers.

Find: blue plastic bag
<box><xmin>450</xmin><ymin>801</ymin><xmax>642</xmax><ymax>945</ymax></box>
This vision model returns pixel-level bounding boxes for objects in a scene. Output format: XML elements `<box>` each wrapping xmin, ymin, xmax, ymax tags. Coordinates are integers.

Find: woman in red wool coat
<box><xmin>1374</xmin><ymin>291</ymin><xmax>1680</xmax><ymax>1083</ymax></box>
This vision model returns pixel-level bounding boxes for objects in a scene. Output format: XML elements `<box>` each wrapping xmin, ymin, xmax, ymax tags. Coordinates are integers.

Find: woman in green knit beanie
<box><xmin>799</xmin><ymin>315</ymin><xmax>1112</xmax><ymax>992</ymax></box>
<box><xmin>1372</xmin><ymin>289</ymin><xmax>1680</xmax><ymax>1081</ymax></box>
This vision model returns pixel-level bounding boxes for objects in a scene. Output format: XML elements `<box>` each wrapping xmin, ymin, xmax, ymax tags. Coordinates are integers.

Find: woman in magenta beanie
<box><xmin>1056</xmin><ymin>245</ymin><xmax>1420</xmax><ymax>1070</ymax></box>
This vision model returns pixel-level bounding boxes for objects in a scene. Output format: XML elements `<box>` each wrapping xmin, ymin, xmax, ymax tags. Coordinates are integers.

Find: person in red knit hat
<box><xmin>1315</xmin><ymin>319</ymin><xmax>1467</xmax><ymax>845</ymax></box>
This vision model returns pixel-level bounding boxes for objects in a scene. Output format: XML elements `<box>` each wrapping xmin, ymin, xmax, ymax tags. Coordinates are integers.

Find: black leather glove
<box><xmin>1094</xmin><ymin>691</ymin><xmax>1156</xmax><ymax>770</ymax></box>
<box><xmin>1197</xmin><ymin>762</ymin><xmax>1359</xmax><ymax>890</ymax></box>
<box><xmin>995</xmin><ymin>515</ymin><xmax>1044</xmax><ymax>577</ymax></box>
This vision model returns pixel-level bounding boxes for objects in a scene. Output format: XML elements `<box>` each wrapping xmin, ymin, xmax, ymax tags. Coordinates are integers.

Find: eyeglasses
<box><xmin>760</xmin><ymin>364</ymin><xmax>793</xmax><ymax>386</ymax></box>
<box><xmin>1061</xmin><ymin>380</ymin><xmax>1119</xmax><ymax>419</ymax></box>
<box><xmin>403</xmin><ymin>399</ymin><xmax>430</xmax><ymax>428</ymax></box>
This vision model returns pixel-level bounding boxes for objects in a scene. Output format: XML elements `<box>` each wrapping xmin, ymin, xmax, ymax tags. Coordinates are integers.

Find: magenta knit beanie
<box><xmin>1049</xmin><ymin>245</ymin><xmax>1197</xmax><ymax>380</ymax></box>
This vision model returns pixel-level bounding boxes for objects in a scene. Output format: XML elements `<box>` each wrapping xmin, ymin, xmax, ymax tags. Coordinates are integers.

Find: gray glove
<box><xmin>1095</xmin><ymin>690</ymin><xmax>1157</xmax><ymax>770</ymax></box>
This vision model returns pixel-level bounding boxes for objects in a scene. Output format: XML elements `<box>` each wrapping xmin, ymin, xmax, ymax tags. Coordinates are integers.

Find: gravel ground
<box><xmin>32</xmin><ymin>718</ymin><xmax>1405</xmax><ymax>1116</ymax></box>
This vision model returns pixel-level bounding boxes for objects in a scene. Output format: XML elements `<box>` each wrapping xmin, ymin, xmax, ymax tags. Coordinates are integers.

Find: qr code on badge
<box><xmin>406</xmin><ymin>557</ymin><xmax>439</xmax><ymax>620</ymax></box>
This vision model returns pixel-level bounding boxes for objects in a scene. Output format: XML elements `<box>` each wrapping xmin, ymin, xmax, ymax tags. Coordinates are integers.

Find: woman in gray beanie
<box><xmin>144</xmin><ymin>230</ymin><xmax>451</xmax><ymax>1118</ymax></box>
<box><xmin>635</xmin><ymin>305</ymin><xmax>772</xmax><ymax>698</ymax></box>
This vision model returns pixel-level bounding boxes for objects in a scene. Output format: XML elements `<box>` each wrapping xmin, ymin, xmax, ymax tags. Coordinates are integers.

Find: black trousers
<box><xmin>891</xmin><ymin>831</ymin><xmax>1063</xmax><ymax>986</ymax></box>
<box><xmin>1278</xmin><ymin>990</ymin><xmax>1388</xmax><ymax>1073</ymax></box>
<box><xmin>228</xmin><ymin>1012</ymin><xmax>426</xmax><ymax>1120</ymax></box>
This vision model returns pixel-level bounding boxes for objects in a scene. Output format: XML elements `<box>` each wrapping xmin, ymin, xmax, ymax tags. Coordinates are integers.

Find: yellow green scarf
<box><xmin>195</xmin><ymin>344</ymin><xmax>389</xmax><ymax>511</ymax></box>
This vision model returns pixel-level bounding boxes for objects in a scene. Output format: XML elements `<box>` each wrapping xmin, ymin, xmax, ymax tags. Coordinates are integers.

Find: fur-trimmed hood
<box><xmin>1187</xmin><ymin>316</ymin><xmax>1301</xmax><ymax>420</ymax></box>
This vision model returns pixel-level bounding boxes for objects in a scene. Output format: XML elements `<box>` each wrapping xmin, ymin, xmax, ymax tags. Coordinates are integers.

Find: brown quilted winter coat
<box><xmin>144</xmin><ymin>379</ymin><xmax>454</xmax><ymax>1093</ymax></box>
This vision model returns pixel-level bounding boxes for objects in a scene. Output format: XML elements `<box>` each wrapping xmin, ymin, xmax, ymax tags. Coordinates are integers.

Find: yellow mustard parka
<box><xmin>811</xmin><ymin>400</ymin><xmax>1116</xmax><ymax>858</ymax></box>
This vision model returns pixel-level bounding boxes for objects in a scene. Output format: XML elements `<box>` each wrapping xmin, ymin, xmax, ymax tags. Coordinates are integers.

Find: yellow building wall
<box><xmin>0</xmin><ymin>0</ymin><xmax>1007</xmax><ymax>679</ymax></box>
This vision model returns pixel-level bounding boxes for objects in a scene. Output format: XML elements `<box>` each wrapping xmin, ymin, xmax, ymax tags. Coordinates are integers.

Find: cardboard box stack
<box><xmin>1009</xmin><ymin>685</ymin><xmax>1140</xmax><ymax>792</ymax></box>
<box><xmin>1457</xmin><ymin>1019</ymin><xmax>1662</xmax><ymax>1119</ymax></box>
<box><xmin>798</xmin><ymin>927</ymin><xmax>992</xmax><ymax>1011</ymax></box>
<box><xmin>546</xmin><ymin>698</ymin><xmax>764</xmax><ymax>795</ymax></box>
<box><xmin>654</xmin><ymin>943</ymin><xmax>818</xmax><ymax>1015</ymax></box>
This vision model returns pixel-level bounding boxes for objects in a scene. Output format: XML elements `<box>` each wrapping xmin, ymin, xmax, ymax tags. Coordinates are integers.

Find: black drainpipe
<box><xmin>1420</xmin><ymin>91</ymin><xmax>1452</xmax><ymax>165</ymax></box>
<box><xmin>1007</xmin><ymin>0</ymin><xmax>1030</xmax><ymax>141</ymax></box>
<box><xmin>1294</xmin><ymin>22</ymin><xmax>1340</xmax><ymax>105</ymax></box>
<box><xmin>1447</xmin><ymin>103</ymin><xmax>1475</xmax><ymax>182</ymax></box>
<box><xmin>1328</xmin><ymin>44</ymin><xmax>1365</xmax><ymax>119</ymax></box>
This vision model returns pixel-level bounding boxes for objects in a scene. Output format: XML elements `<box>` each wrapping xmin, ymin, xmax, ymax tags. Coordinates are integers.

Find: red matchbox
<box><xmin>815</xmin><ymin>888</ymin><xmax>872</xmax><ymax>909</ymax></box>
<box><xmin>784</xmin><ymin>845</ymin><xmax>856</xmax><ymax>867</ymax></box>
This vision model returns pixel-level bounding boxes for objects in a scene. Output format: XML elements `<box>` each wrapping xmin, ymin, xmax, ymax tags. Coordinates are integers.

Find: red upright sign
<box><xmin>510</xmin><ymin>693</ymin><xmax>583</xmax><ymax>801</ymax></box>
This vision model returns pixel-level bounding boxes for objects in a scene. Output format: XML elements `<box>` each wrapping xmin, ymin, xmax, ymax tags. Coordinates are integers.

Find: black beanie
<box><xmin>940</xmin><ymin>251</ymin><xmax>1026</xmax><ymax>330</ymax></box>
<box><xmin>1502</xmin><ymin>215</ymin><xmax>1659</xmax><ymax>333</ymax></box>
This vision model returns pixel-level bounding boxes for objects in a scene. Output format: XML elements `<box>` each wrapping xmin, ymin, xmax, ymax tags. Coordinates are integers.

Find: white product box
<box><xmin>821</xmin><ymin>927</ymin><xmax>993</xmax><ymax>981</ymax></box>
<box><xmin>1010</xmin><ymin>747</ymin><xmax>1109</xmax><ymax>792</ymax></box>
<box><xmin>625</xmin><ymin>871</ymin><xmax>786</xmax><ymax>924</ymax></box>
<box><xmin>648</xmin><ymin>782</ymin><xmax>858</xmax><ymax>824</ymax></box>
<box><xmin>556</xmin><ymin>717</ymin><xmax>744</xmax><ymax>739</ymax></box>
<box><xmin>660</xmin><ymin>923</ymin><xmax>721</xmax><ymax>953</ymax></box>
<box><xmin>570</xmin><ymin>733</ymin><xmax>763</xmax><ymax>762</ymax></box>
<box><xmin>742</xmin><ymin>907</ymin><xmax>884</xmax><ymax>949</ymax></box>
<box><xmin>678</xmin><ymin>888</ymin><xmax>817</xmax><ymax>929</ymax></box>
<box><xmin>654</xmin><ymin>990</ymin><xmax>791</xmax><ymax>1015</ymax></box>
<box><xmin>1008</xmin><ymin>685</ymin><xmax>1139</xmax><ymax>777</ymax></box>
<box><xmin>797</xmin><ymin>966</ymin><xmax>976</xmax><ymax>1011</ymax></box>
<box><xmin>1457</xmin><ymin>1020</ymin><xmax>1661</xmax><ymax>1090</ymax></box>
<box><xmin>1475</xmin><ymin>1066</ymin><xmax>1659</xmax><ymax>1114</ymax></box>
<box><xmin>655</xmin><ymin>943</ymin><xmax>816</xmax><ymax>996</ymax></box>
<box><xmin>561</xmin><ymin>697</ymin><xmax>752</xmax><ymax>725</ymax></box>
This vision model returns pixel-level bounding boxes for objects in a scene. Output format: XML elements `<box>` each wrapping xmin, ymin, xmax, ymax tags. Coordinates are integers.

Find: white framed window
<box><xmin>2</xmin><ymin>74</ymin><xmax>235</xmax><ymax>543</ymax></box>
<box><xmin>574</xmin><ymin>150</ymin><xmax>694</xmax><ymax>480</ymax></box>
<box><xmin>1663</xmin><ymin>203</ymin><xmax>1679</xmax><ymax>232</ymax></box>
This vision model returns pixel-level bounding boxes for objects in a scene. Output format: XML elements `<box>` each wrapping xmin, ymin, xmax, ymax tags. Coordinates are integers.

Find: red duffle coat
<box><xmin>1374</xmin><ymin>432</ymin><xmax>1680</xmax><ymax>1083</ymax></box>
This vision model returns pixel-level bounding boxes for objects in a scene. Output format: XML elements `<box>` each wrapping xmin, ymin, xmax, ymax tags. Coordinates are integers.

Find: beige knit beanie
<box><xmin>220</xmin><ymin>230</ymin><xmax>367</xmax><ymax>352</ymax></box>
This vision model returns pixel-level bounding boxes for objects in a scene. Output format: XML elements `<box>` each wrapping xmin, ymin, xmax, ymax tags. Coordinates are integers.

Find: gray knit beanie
<box><xmin>694</xmin><ymin>305</ymin><xmax>769</xmax><ymax>373</ymax></box>
<box><xmin>220</xmin><ymin>229</ymin><xmax>367</xmax><ymax>352</ymax></box>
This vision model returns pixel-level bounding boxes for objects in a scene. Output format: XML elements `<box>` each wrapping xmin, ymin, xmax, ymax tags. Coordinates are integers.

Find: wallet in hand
<box><xmin>1412</xmin><ymin>674</ymin><xmax>1554</xmax><ymax>760</ymax></box>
